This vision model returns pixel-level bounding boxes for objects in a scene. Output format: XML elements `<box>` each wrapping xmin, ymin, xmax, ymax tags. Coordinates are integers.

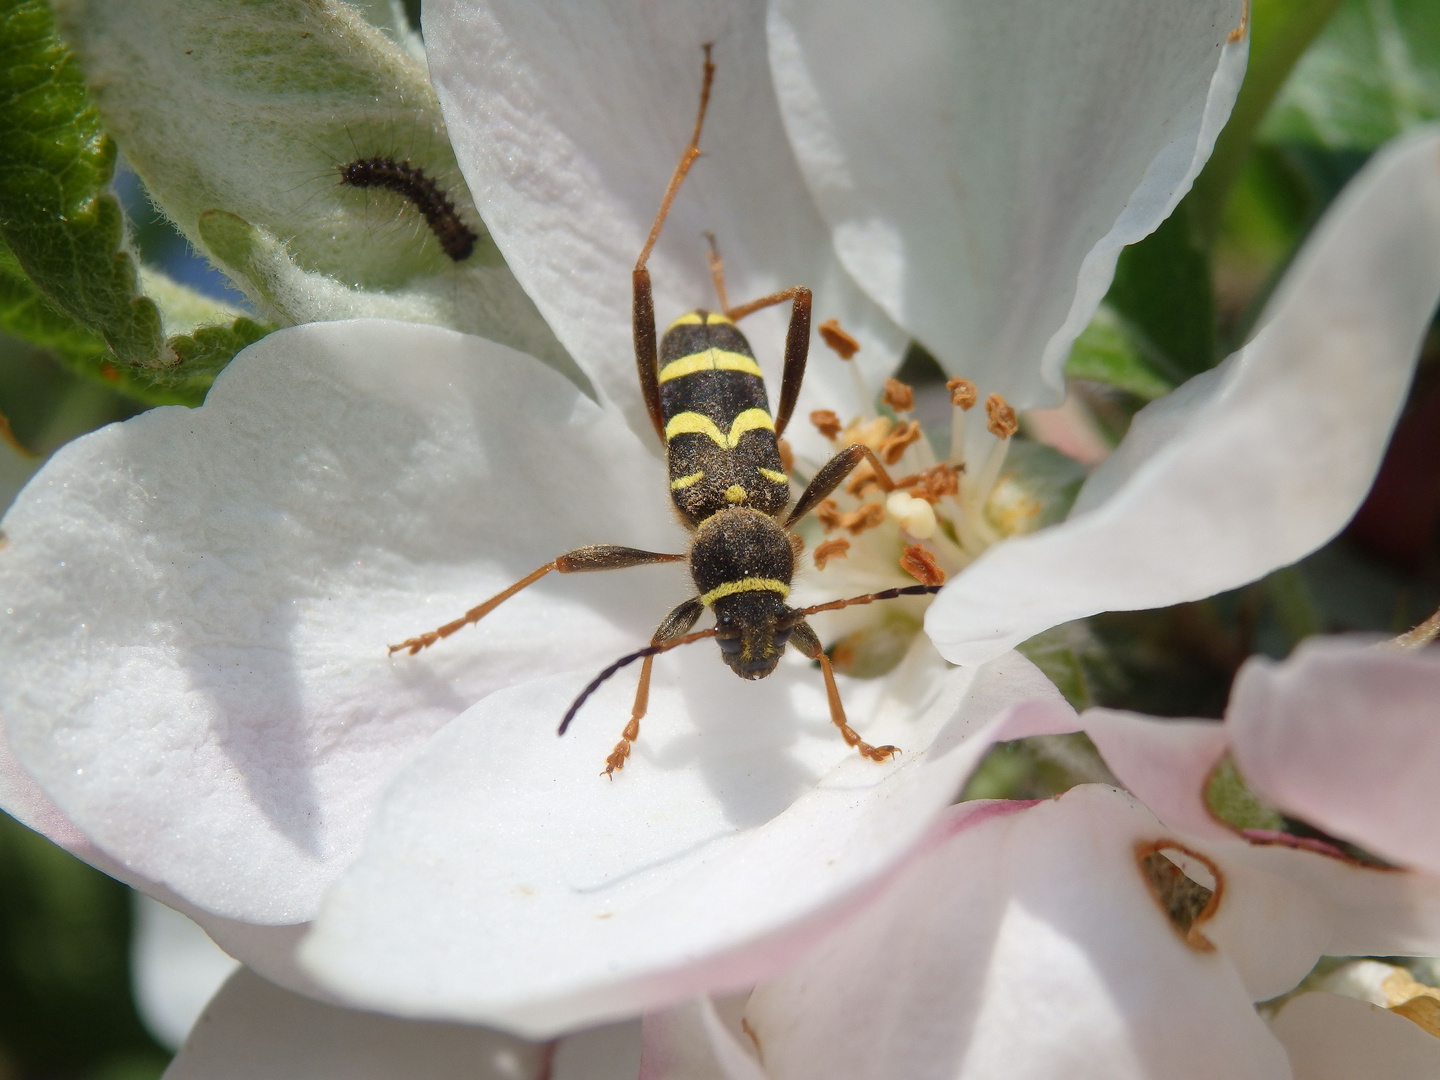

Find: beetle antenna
<box><xmin>559</xmin><ymin>627</ymin><xmax>719</xmax><ymax>736</ymax></box>
<box><xmin>779</xmin><ymin>584</ymin><xmax>944</xmax><ymax>627</ymax></box>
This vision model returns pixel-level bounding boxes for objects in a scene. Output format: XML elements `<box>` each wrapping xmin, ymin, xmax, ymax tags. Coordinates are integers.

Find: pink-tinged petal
<box><xmin>1270</xmin><ymin>993</ymin><xmax>1440</xmax><ymax>1080</ymax></box>
<box><xmin>166</xmin><ymin>967</ymin><xmax>559</xmax><ymax>1080</ymax></box>
<box><xmin>0</xmin><ymin>319</ymin><xmax>683</xmax><ymax>924</ymax></box>
<box><xmin>744</xmin><ymin>785</ymin><xmax>1289</xmax><ymax>1080</ymax></box>
<box><xmin>1197</xmin><ymin>855</ymin><xmax>1334</xmax><ymax>1002</ymax></box>
<box><xmin>1083</xmin><ymin>710</ymin><xmax>1233</xmax><ymax>840</ymax></box>
<box><xmin>425</xmin><ymin>0</ymin><xmax>906</xmax><ymax>446</ymax></box>
<box><xmin>927</xmin><ymin>129</ymin><xmax>1440</xmax><ymax>666</ymax></box>
<box><xmin>1</xmin><ymin>714</ymin><xmax>323</xmax><ymax>1001</ymax></box>
<box><xmin>300</xmin><ymin>651</ymin><xmax>1071</xmax><ymax>1036</ymax></box>
<box><xmin>1228</xmin><ymin>636</ymin><xmax>1440</xmax><ymax>875</ymax></box>
<box><xmin>768</xmin><ymin>0</ymin><xmax>1247</xmax><ymax>408</ymax></box>
<box><xmin>1214</xmin><ymin>840</ymin><xmax>1440</xmax><ymax>958</ymax></box>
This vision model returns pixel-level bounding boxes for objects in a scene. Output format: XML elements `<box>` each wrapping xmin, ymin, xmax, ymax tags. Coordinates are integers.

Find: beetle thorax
<box><xmin>690</xmin><ymin>508</ymin><xmax>796</xmax><ymax>679</ymax></box>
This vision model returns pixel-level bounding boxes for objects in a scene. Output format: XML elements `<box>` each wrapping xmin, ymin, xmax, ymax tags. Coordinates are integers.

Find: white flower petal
<box><xmin>767</xmin><ymin>0</ymin><xmax>1247</xmax><ymax>407</ymax></box>
<box><xmin>166</xmin><ymin>967</ymin><xmax>549</xmax><ymax>1080</ymax></box>
<box><xmin>0</xmin><ymin>319</ymin><xmax>683</xmax><ymax>924</ymax></box>
<box><xmin>1198</xmin><ymin>856</ymin><xmax>1334</xmax><ymax>1003</ymax></box>
<box><xmin>744</xmin><ymin>785</ymin><xmax>1290</xmax><ymax>1080</ymax></box>
<box><xmin>927</xmin><ymin>128</ymin><xmax>1440</xmax><ymax>666</ymax></box>
<box><xmin>131</xmin><ymin>895</ymin><xmax>240</xmax><ymax>1051</ymax></box>
<box><xmin>1083</xmin><ymin>710</ymin><xmax>1234</xmax><ymax>841</ymax></box>
<box><xmin>1</xmin><ymin>714</ymin><xmax>325</xmax><ymax>1000</ymax></box>
<box><xmin>300</xmin><ymin>650</ymin><xmax>1068</xmax><ymax>1036</ymax></box>
<box><xmin>1215</xmin><ymin>839</ymin><xmax>1440</xmax><ymax>958</ymax></box>
<box><xmin>1228</xmin><ymin>637</ymin><xmax>1440</xmax><ymax>876</ymax></box>
<box><xmin>425</xmin><ymin>0</ymin><xmax>907</xmax><ymax>446</ymax></box>
<box><xmin>1270</xmin><ymin>993</ymin><xmax>1440</xmax><ymax>1080</ymax></box>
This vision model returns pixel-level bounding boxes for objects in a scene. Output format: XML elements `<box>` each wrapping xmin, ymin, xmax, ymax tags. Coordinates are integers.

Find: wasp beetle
<box><xmin>391</xmin><ymin>46</ymin><xmax>942</xmax><ymax>775</ymax></box>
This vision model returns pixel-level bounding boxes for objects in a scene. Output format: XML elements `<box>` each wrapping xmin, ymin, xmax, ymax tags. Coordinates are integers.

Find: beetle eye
<box><xmin>716</xmin><ymin>635</ymin><xmax>742</xmax><ymax>656</ymax></box>
<box><xmin>773</xmin><ymin>626</ymin><xmax>793</xmax><ymax>650</ymax></box>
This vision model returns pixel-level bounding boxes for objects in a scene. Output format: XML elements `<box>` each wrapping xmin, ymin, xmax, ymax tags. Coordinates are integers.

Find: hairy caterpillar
<box><xmin>337</xmin><ymin>156</ymin><xmax>477</xmax><ymax>262</ymax></box>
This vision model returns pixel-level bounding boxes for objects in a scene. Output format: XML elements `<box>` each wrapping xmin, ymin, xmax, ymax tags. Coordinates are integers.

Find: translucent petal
<box><xmin>928</xmin><ymin>129</ymin><xmax>1440</xmax><ymax>666</ymax></box>
<box><xmin>165</xmin><ymin>967</ymin><xmax>550</xmax><ymax>1080</ymax></box>
<box><xmin>768</xmin><ymin>0</ymin><xmax>1247</xmax><ymax>406</ymax></box>
<box><xmin>1228</xmin><ymin>637</ymin><xmax>1440</xmax><ymax>876</ymax></box>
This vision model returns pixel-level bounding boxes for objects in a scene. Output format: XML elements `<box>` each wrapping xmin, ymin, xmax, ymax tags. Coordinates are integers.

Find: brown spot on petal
<box><xmin>818</xmin><ymin>318</ymin><xmax>860</xmax><ymax>360</ymax></box>
<box><xmin>882</xmin><ymin>378</ymin><xmax>915</xmax><ymax>413</ymax></box>
<box><xmin>879</xmin><ymin>420</ymin><xmax>923</xmax><ymax>464</ymax></box>
<box><xmin>1136</xmin><ymin>840</ymin><xmax>1223</xmax><ymax>951</ymax></box>
<box><xmin>899</xmin><ymin>544</ymin><xmax>945</xmax><ymax>586</ymax></box>
<box><xmin>1227</xmin><ymin>0</ymin><xmax>1250</xmax><ymax>43</ymax></box>
<box><xmin>809</xmin><ymin>409</ymin><xmax>842</xmax><ymax>440</ymax></box>
<box><xmin>813</xmin><ymin>537</ymin><xmax>851</xmax><ymax>570</ymax></box>
<box><xmin>946</xmin><ymin>376</ymin><xmax>977</xmax><ymax>410</ymax></box>
<box><xmin>985</xmin><ymin>393</ymin><xmax>1018</xmax><ymax>438</ymax></box>
<box><xmin>741</xmin><ymin>1017</ymin><xmax>764</xmax><ymax>1061</ymax></box>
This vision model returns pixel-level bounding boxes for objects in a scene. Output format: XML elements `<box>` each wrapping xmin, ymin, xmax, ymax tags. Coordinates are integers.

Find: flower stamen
<box><xmin>946</xmin><ymin>376</ymin><xmax>977</xmax><ymax>466</ymax></box>
<box><xmin>809</xmin><ymin>409</ymin><xmax>842</xmax><ymax>440</ymax></box>
<box><xmin>881</xmin><ymin>378</ymin><xmax>915</xmax><ymax>414</ymax></box>
<box><xmin>899</xmin><ymin>544</ymin><xmax>946</xmax><ymax>586</ymax></box>
<box><xmin>813</xmin><ymin>537</ymin><xmax>851</xmax><ymax>569</ymax></box>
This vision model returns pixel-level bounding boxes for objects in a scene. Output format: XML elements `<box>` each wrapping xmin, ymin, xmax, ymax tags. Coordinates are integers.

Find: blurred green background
<box><xmin>1</xmin><ymin>0</ymin><xmax>1439</xmax><ymax>1075</ymax></box>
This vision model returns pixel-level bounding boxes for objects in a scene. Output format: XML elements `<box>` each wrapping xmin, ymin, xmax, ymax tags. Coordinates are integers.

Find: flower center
<box><xmin>791</xmin><ymin>331</ymin><xmax>1073</xmax><ymax>675</ymax></box>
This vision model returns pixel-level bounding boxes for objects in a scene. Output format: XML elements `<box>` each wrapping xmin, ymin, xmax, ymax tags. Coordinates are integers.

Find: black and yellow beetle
<box><xmin>391</xmin><ymin>46</ymin><xmax>941</xmax><ymax>776</ymax></box>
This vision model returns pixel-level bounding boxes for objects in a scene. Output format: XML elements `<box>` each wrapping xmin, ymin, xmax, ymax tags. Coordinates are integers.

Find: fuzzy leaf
<box><xmin>52</xmin><ymin>0</ymin><xmax>577</xmax><ymax>381</ymax></box>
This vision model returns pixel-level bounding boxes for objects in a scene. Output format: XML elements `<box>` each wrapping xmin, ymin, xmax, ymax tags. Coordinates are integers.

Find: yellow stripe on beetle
<box><xmin>699</xmin><ymin>577</ymin><xmax>791</xmax><ymax>607</ymax></box>
<box><xmin>758</xmin><ymin>468</ymin><xmax>788</xmax><ymax>484</ymax></box>
<box><xmin>657</xmin><ymin>349</ymin><xmax>763</xmax><ymax>383</ymax></box>
<box><xmin>664</xmin><ymin>408</ymin><xmax>775</xmax><ymax>449</ymax></box>
<box><xmin>663</xmin><ymin>310</ymin><xmax>734</xmax><ymax>331</ymax></box>
<box><xmin>670</xmin><ymin>471</ymin><xmax>705</xmax><ymax>490</ymax></box>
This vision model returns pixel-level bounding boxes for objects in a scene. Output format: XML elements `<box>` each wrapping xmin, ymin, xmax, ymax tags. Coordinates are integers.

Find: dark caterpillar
<box><xmin>337</xmin><ymin>156</ymin><xmax>477</xmax><ymax>262</ymax></box>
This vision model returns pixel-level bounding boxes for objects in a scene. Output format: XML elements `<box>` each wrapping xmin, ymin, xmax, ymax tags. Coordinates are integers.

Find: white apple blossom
<box><xmin>635</xmin><ymin>636</ymin><xmax>1440</xmax><ymax>1079</ymax></box>
<box><xmin>4</xmin><ymin>0</ymin><xmax>1440</xmax><ymax>1062</ymax></box>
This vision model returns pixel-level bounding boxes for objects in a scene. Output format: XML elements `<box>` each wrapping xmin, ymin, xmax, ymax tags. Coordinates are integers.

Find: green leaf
<box><xmin>1204</xmin><ymin>755</ymin><xmax>1286</xmax><ymax>831</ymax></box>
<box><xmin>0</xmin><ymin>1</ymin><xmax>271</xmax><ymax>407</ymax></box>
<box><xmin>1106</xmin><ymin>201</ymin><xmax>1218</xmax><ymax>384</ymax></box>
<box><xmin>1064</xmin><ymin>304</ymin><xmax>1175</xmax><ymax>401</ymax></box>
<box><xmin>1264</xmin><ymin>0</ymin><xmax>1440</xmax><ymax>149</ymax></box>
<box><xmin>0</xmin><ymin>234</ymin><xmax>106</xmax><ymax>362</ymax></box>
<box><xmin>0</xmin><ymin>0</ymin><xmax>162</xmax><ymax>367</ymax></box>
